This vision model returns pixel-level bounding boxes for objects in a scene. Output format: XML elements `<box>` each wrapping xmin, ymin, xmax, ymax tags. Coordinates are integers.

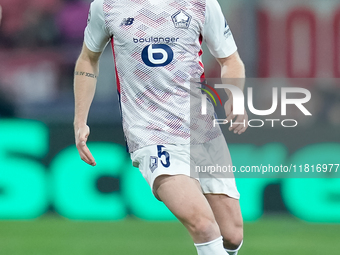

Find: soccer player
<box><xmin>74</xmin><ymin>0</ymin><xmax>247</xmax><ymax>254</ymax></box>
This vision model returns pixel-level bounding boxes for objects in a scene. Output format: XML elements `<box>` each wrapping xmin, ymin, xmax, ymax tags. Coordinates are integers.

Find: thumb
<box><xmin>225</xmin><ymin>102</ymin><xmax>232</xmax><ymax>115</ymax></box>
<box><xmin>78</xmin><ymin>131</ymin><xmax>88</xmax><ymax>145</ymax></box>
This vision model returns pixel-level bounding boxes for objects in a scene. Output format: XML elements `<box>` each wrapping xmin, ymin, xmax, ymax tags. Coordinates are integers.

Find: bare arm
<box><xmin>217</xmin><ymin>51</ymin><xmax>245</xmax><ymax>90</ymax></box>
<box><xmin>74</xmin><ymin>43</ymin><xmax>102</xmax><ymax>166</ymax></box>
<box><xmin>217</xmin><ymin>51</ymin><xmax>248</xmax><ymax>134</ymax></box>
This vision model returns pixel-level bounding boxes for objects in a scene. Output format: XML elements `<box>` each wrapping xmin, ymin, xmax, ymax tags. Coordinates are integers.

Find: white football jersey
<box><xmin>84</xmin><ymin>0</ymin><xmax>237</xmax><ymax>152</ymax></box>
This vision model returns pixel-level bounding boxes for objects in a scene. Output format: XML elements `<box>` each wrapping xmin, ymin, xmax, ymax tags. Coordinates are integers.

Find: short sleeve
<box><xmin>202</xmin><ymin>0</ymin><xmax>237</xmax><ymax>58</ymax></box>
<box><xmin>84</xmin><ymin>0</ymin><xmax>111</xmax><ymax>52</ymax></box>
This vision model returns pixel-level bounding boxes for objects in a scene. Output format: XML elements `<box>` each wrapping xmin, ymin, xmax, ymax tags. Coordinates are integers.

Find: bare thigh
<box><xmin>154</xmin><ymin>175</ymin><xmax>221</xmax><ymax>244</ymax></box>
<box><xmin>205</xmin><ymin>194</ymin><xmax>243</xmax><ymax>249</ymax></box>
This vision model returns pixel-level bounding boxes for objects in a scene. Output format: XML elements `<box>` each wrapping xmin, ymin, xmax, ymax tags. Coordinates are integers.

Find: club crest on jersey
<box><xmin>171</xmin><ymin>10</ymin><xmax>192</xmax><ymax>29</ymax></box>
<box><xmin>149</xmin><ymin>156</ymin><xmax>158</xmax><ymax>173</ymax></box>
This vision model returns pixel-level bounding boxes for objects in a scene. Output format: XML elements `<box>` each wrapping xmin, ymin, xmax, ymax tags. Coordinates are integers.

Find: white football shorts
<box><xmin>130</xmin><ymin>136</ymin><xmax>240</xmax><ymax>199</ymax></box>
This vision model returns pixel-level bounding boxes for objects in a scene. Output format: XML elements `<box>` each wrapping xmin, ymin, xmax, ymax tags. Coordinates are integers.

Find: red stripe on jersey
<box><xmin>199</xmin><ymin>61</ymin><xmax>205</xmax><ymax>80</ymax></box>
<box><xmin>199</xmin><ymin>34</ymin><xmax>205</xmax><ymax>80</ymax></box>
<box><xmin>111</xmin><ymin>38</ymin><xmax>121</xmax><ymax>93</ymax></box>
<box><xmin>198</xmin><ymin>34</ymin><xmax>203</xmax><ymax>56</ymax></box>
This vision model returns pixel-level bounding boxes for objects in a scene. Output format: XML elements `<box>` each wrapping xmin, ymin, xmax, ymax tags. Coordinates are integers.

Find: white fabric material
<box><xmin>84</xmin><ymin>0</ymin><xmax>238</xmax><ymax>152</ymax></box>
<box><xmin>131</xmin><ymin>135</ymin><xmax>240</xmax><ymax>199</ymax></box>
<box><xmin>225</xmin><ymin>240</ymin><xmax>243</xmax><ymax>255</ymax></box>
<box><xmin>203</xmin><ymin>0</ymin><xmax>237</xmax><ymax>58</ymax></box>
<box><xmin>195</xmin><ymin>135</ymin><xmax>240</xmax><ymax>199</ymax></box>
<box><xmin>85</xmin><ymin>0</ymin><xmax>237</xmax><ymax>56</ymax></box>
<box><xmin>84</xmin><ymin>0</ymin><xmax>110</xmax><ymax>52</ymax></box>
<box><xmin>195</xmin><ymin>236</ymin><xmax>227</xmax><ymax>255</ymax></box>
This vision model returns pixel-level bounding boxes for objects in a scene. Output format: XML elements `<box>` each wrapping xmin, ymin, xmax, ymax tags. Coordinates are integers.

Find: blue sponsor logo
<box><xmin>133</xmin><ymin>37</ymin><xmax>179</xmax><ymax>43</ymax></box>
<box><xmin>141</xmin><ymin>44</ymin><xmax>174</xmax><ymax>67</ymax></box>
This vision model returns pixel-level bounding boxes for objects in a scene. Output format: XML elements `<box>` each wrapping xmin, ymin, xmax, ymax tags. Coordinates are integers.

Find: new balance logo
<box><xmin>120</xmin><ymin>18</ymin><xmax>134</xmax><ymax>26</ymax></box>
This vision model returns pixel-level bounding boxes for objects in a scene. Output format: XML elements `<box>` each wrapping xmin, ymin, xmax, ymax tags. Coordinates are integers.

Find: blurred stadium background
<box><xmin>0</xmin><ymin>0</ymin><xmax>340</xmax><ymax>254</ymax></box>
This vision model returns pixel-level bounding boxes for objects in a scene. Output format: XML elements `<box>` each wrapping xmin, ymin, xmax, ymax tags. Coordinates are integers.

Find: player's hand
<box><xmin>224</xmin><ymin>98</ymin><xmax>248</xmax><ymax>135</ymax></box>
<box><xmin>75</xmin><ymin>124</ymin><xmax>96</xmax><ymax>166</ymax></box>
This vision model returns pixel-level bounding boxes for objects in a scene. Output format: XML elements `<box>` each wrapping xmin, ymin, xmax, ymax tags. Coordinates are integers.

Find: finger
<box><xmin>232</xmin><ymin>123</ymin><xmax>242</xmax><ymax>133</ymax></box>
<box><xmin>85</xmin><ymin>151</ymin><xmax>96</xmax><ymax>166</ymax></box>
<box><xmin>80</xmin><ymin>152</ymin><xmax>96</xmax><ymax>166</ymax></box>
<box><xmin>226</xmin><ymin>114</ymin><xmax>235</xmax><ymax>129</ymax></box>
<box><xmin>228</xmin><ymin>115</ymin><xmax>238</xmax><ymax>131</ymax></box>
<box><xmin>224</xmin><ymin>108</ymin><xmax>232</xmax><ymax>118</ymax></box>
<box><xmin>234</xmin><ymin>125</ymin><xmax>244</xmax><ymax>134</ymax></box>
<box><xmin>78</xmin><ymin>143</ymin><xmax>96</xmax><ymax>166</ymax></box>
<box><xmin>79</xmin><ymin>151</ymin><xmax>91</xmax><ymax>164</ymax></box>
<box><xmin>76</xmin><ymin>130</ymin><xmax>90</xmax><ymax>148</ymax></box>
<box><xmin>224</xmin><ymin>102</ymin><xmax>232</xmax><ymax>114</ymax></box>
<box><xmin>78</xmin><ymin>134</ymin><xmax>88</xmax><ymax>145</ymax></box>
<box><xmin>224</xmin><ymin>103</ymin><xmax>232</xmax><ymax>118</ymax></box>
<box><xmin>83</xmin><ymin>148</ymin><xmax>96</xmax><ymax>166</ymax></box>
<box><xmin>237</xmin><ymin>125</ymin><xmax>248</xmax><ymax>135</ymax></box>
<box><xmin>233</xmin><ymin>116</ymin><xmax>245</xmax><ymax>133</ymax></box>
<box><xmin>77</xmin><ymin>145</ymin><xmax>90</xmax><ymax>162</ymax></box>
<box><xmin>232</xmin><ymin>115</ymin><xmax>246</xmax><ymax>133</ymax></box>
<box><xmin>226</xmin><ymin>114</ymin><xmax>235</xmax><ymax>123</ymax></box>
<box><xmin>77</xmin><ymin>126</ymin><xmax>90</xmax><ymax>141</ymax></box>
<box><xmin>237</xmin><ymin>114</ymin><xmax>249</xmax><ymax>134</ymax></box>
<box><xmin>78</xmin><ymin>140</ymin><xmax>87</xmax><ymax>147</ymax></box>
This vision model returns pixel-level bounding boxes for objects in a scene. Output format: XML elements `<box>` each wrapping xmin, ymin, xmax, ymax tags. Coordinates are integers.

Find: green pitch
<box><xmin>0</xmin><ymin>215</ymin><xmax>339</xmax><ymax>255</ymax></box>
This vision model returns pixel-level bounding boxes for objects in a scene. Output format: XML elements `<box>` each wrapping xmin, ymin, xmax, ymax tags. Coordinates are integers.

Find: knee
<box><xmin>222</xmin><ymin>225</ymin><xmax>243</xmax><ymax>250</ymax></box>
<box><xmin>186</xmin><ymin>215</ymin><xmax>219</xmax><ymax>240</ymax></box>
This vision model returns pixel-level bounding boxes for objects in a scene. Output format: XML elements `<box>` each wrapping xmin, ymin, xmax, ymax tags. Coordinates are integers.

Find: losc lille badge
<box><xmin>171</xmin><ymin>10</ymin><xmax>192</xmax><ymax>29</ymax></box>
<box><xmin>149</xmin><ymin>156</ymin><xmax>158</xmax><ymax>173</ymax></box>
